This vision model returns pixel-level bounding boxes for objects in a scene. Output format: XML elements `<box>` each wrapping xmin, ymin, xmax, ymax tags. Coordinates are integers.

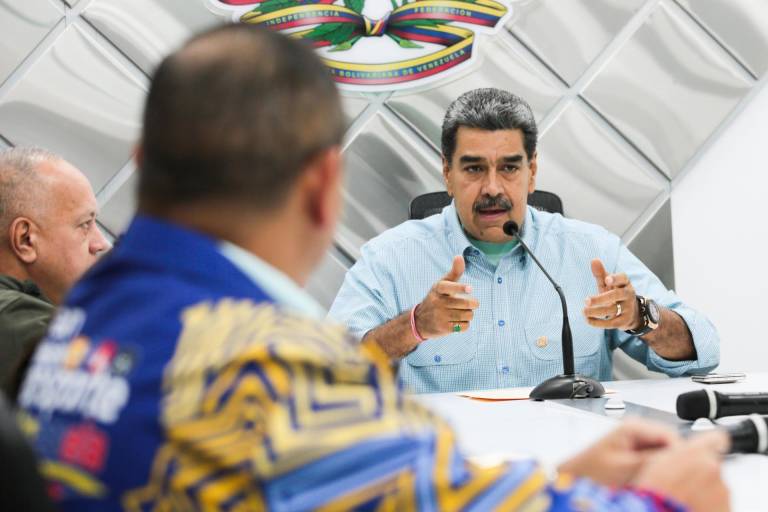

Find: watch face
<box><xmin>646</xmin><ymin>300</ymin><xmax>661</xmax><ymax>325</ymax></box>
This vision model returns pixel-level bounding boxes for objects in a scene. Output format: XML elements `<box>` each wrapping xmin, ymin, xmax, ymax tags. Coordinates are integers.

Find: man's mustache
<box><xmin>473</xmin><ymin>195</ymin><xmax>513</xmax><ymax>213</ymax></box>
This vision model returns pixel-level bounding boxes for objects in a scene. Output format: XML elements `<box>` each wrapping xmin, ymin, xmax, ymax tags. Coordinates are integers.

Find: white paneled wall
<box><xmin>672</xmin><ymin>78</ymin><xmax>768</xmax><ymax>374</ymax></box>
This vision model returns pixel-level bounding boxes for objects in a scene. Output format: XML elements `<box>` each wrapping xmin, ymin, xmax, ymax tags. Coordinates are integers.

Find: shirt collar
<box><xmin>218</xmin><ymin>241</ymin><xmax>325</xmax><ymax>320</ymax></box>
<box><xmin>444</xmin><ymin>201</ymin><xmax>474</xmax><ymax>257</ymax></box>
<box><xmin>443</xmin><ymin>201</ymin><xmax>536</xmax><ymax>258</ymax></box>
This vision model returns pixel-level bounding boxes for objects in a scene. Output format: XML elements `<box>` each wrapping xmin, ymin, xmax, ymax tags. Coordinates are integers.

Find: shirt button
<box><xmin>498</xmin><ymin>320</ymin><xmax>505</xmax><ymax>327</ymax></box>
<box><xmin>497</xmin><ymin>277</ymin><xmax>502</xmax><ymax>284</ymax></box>
<box><xmin>501</xmin><ymin>366</ymin><xmax>510</xmax><ymax>374</ymax></box>
<box><xmin>434</xmin><ymin>354</ymin><xmax>442</xmax><ymax>363</ymax></box>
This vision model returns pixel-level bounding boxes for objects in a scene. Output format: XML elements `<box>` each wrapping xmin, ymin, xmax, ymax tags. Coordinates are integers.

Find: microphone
<box><xmin>677</xmin><ymin>389</ymin><xmax>768</xmax><ymax>420</ymax></box>
<box><xmin>502</xmin><ymin>220</ymin><xmax>604</xmax><ymax>400</ymax></box>
<box><xmin>723</xmin><ymin>415</ymin><xmax>768</xmax><ymax>454</ymax></box>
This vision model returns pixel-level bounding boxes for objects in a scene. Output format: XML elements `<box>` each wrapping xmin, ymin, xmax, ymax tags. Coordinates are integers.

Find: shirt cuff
<box><xmin>647</xmin><ymin>306</ymin><xmax>719</xmax><ymax>376</ymax></box>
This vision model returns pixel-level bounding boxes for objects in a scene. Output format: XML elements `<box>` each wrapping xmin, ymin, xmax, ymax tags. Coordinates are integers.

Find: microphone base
<box><xmin>529</xmin><ymin>374</ymin><xmax>605</xmax><ymax>400</ymax></box>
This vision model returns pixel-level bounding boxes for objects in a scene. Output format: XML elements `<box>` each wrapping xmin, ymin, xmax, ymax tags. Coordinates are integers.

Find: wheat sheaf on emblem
<box><xmin>209</xmin><ymin>0</ymin><xmax>509</xmax><ymax>87</ymax></box>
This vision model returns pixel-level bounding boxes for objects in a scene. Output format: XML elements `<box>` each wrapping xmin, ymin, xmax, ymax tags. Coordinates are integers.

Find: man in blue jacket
<box><xmin>17</xmin><ymin>24</ymin><xmax>728</xmax><ymax>511</ymax></box>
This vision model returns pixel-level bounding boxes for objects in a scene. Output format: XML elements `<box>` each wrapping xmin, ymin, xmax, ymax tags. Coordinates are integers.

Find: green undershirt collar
<box><xmin>467</xmin><ymin>235</ymin><xmax>519</xmax><ymax>267</ymax></box>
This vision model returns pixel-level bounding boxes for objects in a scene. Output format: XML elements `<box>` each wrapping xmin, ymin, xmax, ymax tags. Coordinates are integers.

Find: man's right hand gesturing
<box><xmin>413</xmin><ymin>255</ymin><xmax>479</xmax><ymax>339</ymax></box>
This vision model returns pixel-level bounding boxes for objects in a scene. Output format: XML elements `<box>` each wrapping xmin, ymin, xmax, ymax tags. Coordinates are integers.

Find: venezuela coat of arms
<box><xmin>205</xmin><ymin>0</ymin><xmax>511</xmax><ymax>92</ymax></box>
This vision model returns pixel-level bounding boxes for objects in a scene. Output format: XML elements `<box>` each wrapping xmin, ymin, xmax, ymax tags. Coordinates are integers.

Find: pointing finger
<box><xmin>443</xmin><ymin>255</ymin><xmax>465</xmax><ymax>282</ymax></box>
<box><xmin>591</xmin><ymin>259</ymin><xmax>608</xmax><ymax>293</ymax></box>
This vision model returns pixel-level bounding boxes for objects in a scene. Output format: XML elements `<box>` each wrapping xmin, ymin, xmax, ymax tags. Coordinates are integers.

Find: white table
<box><xmin>414</xmin><ymin>374</ymin><xmax>768</xmax><ymax>512</ymax></box>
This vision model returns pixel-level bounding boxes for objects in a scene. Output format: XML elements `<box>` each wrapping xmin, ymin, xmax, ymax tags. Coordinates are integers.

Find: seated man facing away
<box><xmin>19</xmin><ymin>25</ymin><xmax>728</xmax><ymax>511</ymax></box>
<box><xmin>329</xmin><ymin>88</ymin><xmax>719</xmax><ymax>394</ymax></box>
<box><xmin>0</xmin><ymin>147</ymin><xmax>108</xmax><ymax>398</ymax></box>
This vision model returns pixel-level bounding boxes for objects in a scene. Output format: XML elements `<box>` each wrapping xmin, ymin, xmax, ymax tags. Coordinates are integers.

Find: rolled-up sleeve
<box><xmin>328</xmin><ymin>244</ymin><xmax>398</xmax><ymax>341</ymax></box>
<box><xmin>611</xmin><ymin>243</ymin><xmax>719</xmax><ymax>376</ymax></box>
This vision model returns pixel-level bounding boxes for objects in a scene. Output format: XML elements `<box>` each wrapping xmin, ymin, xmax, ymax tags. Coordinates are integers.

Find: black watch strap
<box><xmin>625</xmin><ymin>296</ymin><xmax>656</xmax><ymax>337</ymax></box>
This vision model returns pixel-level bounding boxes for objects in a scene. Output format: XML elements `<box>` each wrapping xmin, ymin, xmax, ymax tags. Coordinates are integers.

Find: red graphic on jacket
<box><xmin>59</xmin><ymin>423</ymin><xmax>109</xmax><ymax>473</ymax></box>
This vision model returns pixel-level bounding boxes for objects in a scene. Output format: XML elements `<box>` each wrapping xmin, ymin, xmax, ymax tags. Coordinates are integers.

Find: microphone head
<box><xmin>503</xmin><ymin>220</ymin><xmax>519</xmax><ymax>237</ymax></box>
<box><xmin>676</xmin><ymin>390</ymin><xmax>713</xmax><ymax>420</ymax></box>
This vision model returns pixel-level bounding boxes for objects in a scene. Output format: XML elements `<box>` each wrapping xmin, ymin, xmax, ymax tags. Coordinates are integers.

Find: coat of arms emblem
<box><xmin>206</xmin><ymin>0</ymin><xmax>511</xmax><ymax>92</ymax></box>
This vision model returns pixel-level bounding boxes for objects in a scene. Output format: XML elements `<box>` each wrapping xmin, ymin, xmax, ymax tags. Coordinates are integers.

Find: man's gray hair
<box><xmin>441</xmin><ymin>88</ymin><xmax>538</xmax><ymax>165</ymax></box>
<box><xmin>0</xmin><ymin>147</ymin><xmax>61</xmax><ymax>229</ymax></box>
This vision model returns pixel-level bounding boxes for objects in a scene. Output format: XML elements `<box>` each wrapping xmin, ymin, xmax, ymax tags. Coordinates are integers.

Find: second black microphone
<box><xmin>677</xmin><ymin>389</ymin><xmax>768</xmax><ymax>420</ymax></box>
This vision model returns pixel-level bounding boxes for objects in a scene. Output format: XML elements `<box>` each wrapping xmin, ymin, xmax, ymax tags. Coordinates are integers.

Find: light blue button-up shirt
<box><xmin>329</xmin><ymin>203</ymin><xmax>719</xmax><ymax>393</ymax></box>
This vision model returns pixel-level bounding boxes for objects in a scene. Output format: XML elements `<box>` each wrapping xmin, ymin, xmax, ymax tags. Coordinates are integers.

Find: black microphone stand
<box><xmin>503</xmin><ymin>221</ymin><xmax>604</xmax><ymax>400</ymax></box>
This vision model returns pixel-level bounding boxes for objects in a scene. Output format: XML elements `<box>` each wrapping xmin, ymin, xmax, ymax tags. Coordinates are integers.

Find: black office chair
<box><xmin>409</xmin><ymin>190</ymin><xmax>564</xmax><ymax>220</ymax></box>
<box><xmin>0</xmin><ymin>396</ymin><xmax>54</xmax><ymax>511</ymax></box>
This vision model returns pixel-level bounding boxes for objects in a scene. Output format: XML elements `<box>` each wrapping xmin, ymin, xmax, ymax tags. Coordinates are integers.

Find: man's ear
<box><xmin>9</xmin><ymin>217</ymin><xmax>38</xmax><ymax>264</ymax></box>
<box><xmin>442</xmin><ymin>157</ymin><xmax>453</xmax><ymax>197</ymax></box>
<box><xmin>528</xmin><ymin>151</ymin><xmax>538</xmax><ymax>194</ymax></box>
<box><xmin>306</xmin><ymin>145</ymin><xmax>343</xmax><ymax>228</ymax></box>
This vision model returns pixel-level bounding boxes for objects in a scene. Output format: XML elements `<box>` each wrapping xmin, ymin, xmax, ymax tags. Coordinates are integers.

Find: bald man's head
<box><xmin>0</xmin><ymin>147</ymin><xmax>55</xmax><ymax>231</ymax></box>
<box><xmin>138</xmin><ymin>24</ymin><xmax>344</xmax><ymax>213</ymax></box>
<box><xmin>0</xmin><ymin>148</ymin><xmax>109</xmax><ymax>303</ymax></box>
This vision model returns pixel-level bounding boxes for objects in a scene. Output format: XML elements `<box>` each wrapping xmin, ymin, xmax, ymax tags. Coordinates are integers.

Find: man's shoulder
<box><xmin>531</xmin><ymin>209</ymin><xmax>619</xmax><ymax>245</ymax></box>
<box><xmin>0</xmin><ymin>287</ymin><xmax>54</xmax><ymax>317</ymax></box>
<box><xmin>68</xmin><ymin>253</ymin><xmax>198</xmax><ymax>307</ymax></box>
<box><xmin>167</xmin><ymin>300</ymin><xmax>361</xmax><ymax>380</ymax></box>
<box><xmin>71</xmin><ymin>225</ymin><xmax>271</xmax><ymax>310</ymax></box>
<box><xmin>362</xmin><ymin>214</ymin><xmax>449</xmax><ymax>256</ymax></box>
<box><xmin>0</xmin><ymin>289</ymin><xmax>53</xmax><ymax>353</ymax></box>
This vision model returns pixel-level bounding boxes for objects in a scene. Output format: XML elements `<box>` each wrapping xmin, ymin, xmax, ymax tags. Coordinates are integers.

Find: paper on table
<box><xmin>459</xmin><ymin>386</ymin><xmax>615</xmax><ymax>401</ymax></box>
<box><xmin>459</xmin><ymin>387</ymin><xmax>534</xmax><ymax>401</ymax></box>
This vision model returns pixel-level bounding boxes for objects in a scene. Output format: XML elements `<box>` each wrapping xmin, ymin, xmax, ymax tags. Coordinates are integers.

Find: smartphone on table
<box><xmin>691</xmin><ymin>373</ymin><xmax>746</xmax><ymax>384</ymax></box>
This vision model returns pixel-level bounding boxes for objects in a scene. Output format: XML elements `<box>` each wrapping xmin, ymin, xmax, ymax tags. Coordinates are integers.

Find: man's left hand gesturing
<box><xmin>583</xmin><ymin>259</ymin><xmax>643</xmax><ymax>331</ymax></box>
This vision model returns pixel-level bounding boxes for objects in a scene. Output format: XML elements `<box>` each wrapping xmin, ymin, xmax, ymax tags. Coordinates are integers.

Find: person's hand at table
<box><xmin>557</xmin><ymin>418</ymin><xmax>678</xmax><ymax>487</ymax></box>
<box><xmin>583</xmin><ymin>258</ymin><xmax>643</xmax><ymax>331</ymax></box>
<box><xmin>633</xmin><ymin>430</ymin><xmax>730</xmax><ymax>512</ymax></box>
<box><xmin>413</xmin><ymin>255</ymin><xmax>479</xmax><ymax>339</ymax></box>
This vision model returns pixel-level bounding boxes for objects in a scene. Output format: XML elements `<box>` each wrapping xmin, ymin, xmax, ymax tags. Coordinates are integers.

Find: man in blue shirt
<box><xmin>329</xmin><ymin>88</ymin><xmax>719</xmax><ymax>394</ymax></box>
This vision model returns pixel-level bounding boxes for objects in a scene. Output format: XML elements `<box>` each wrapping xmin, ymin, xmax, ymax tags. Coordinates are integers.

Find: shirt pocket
<box><xmin>405</xmin><ymin>332</ymin><xmax>478</xmax><ymax>367</ymax></box>
<box><xmin>524</xmin><ymin>319</ymin><xmax>601</xmax><ymax>362</ymax></box>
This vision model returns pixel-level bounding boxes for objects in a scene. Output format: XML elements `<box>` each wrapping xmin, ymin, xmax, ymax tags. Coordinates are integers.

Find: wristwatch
<box><xmin>626</xmin><ymin>295</ymin><xmax>660</xmax><ymax>337</ymax></box>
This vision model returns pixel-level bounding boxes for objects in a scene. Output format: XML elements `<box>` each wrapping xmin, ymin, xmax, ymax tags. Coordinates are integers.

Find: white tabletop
<box><xmin>414</xmin><ymin>374</ymin><xmax>768</xmax><ymax>512</ymax></box>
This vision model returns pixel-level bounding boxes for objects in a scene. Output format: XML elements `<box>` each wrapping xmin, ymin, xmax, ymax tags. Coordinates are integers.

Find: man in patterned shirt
<box><xmin>329</xmin><ymin>88</ymin><xmax>720</xmax><ymax>393</ymax></box>
<box><xmin>18</xmin><ymin>24</ymin><xmax>728</xmax><ymax>511</ymax></box>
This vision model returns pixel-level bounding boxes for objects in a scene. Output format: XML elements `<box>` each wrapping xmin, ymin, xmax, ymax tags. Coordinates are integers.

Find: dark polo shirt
<box><xmin>0</xmin><ymin>275</ymin><xmax>53</xmax><ymax>398</ymax></box>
